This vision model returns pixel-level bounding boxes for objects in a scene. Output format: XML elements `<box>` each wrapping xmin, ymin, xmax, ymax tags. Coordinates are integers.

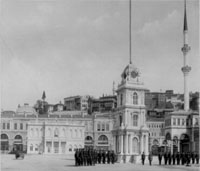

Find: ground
<box><xmin>1</xmin><ymin>154</ymin><xmax>199</xmax><ymax>171</ymax></box>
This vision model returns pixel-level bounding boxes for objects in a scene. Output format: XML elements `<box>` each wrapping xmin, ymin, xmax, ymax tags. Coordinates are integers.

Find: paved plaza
<box><xmin>1</xmin><ymin>154</ymin><xmax>199</xmax><ymax>171</ymax></box>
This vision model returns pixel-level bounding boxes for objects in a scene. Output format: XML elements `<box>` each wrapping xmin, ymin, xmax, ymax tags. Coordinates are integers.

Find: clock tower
<box><xmin>112</xmin><ymin>0</ymin><xmax>149</xmax><ymax>163</ymax></box>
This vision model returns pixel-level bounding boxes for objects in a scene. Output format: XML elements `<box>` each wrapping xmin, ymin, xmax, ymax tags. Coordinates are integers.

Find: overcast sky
<box><xmin>1</xmin><ymin>0</ymin><xmax>199</xmax><ymax>111</ymax></box>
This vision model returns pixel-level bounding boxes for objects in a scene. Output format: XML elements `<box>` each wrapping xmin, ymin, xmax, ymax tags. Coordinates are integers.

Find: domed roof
<box><xmin>16</xmin><ymin>103</ymin><xmax>37</xmax><ymax>115</ymax></box>
<box><xmin>121</xmin><ymin>63</ymin><xmax>140</xmax><ymax>80</ymax></box>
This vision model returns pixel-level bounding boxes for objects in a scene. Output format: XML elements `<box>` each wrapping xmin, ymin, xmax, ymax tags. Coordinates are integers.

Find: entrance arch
<box><xmin>1</xmin><ymin>134</ymin><xmax>9</xmax><ymax>152</ymax></box>
<box><xmin>132</xmin><ymin>137</ymin><xmax>139</xmax><ymax>153</ymax></box>
<box><xmin>180</xmin><ymin>134</ymin><xmax>189</xmax><ymax>153</ymax></box>
<box><xmin>151</xmin><ymin>139</ymin><xmax>159</xmax><ymax>155</ymax></box>
<box><xmin>14</xmin><ymin>135</ymin><xmax>23</xmax><ymax>151</ymax></box>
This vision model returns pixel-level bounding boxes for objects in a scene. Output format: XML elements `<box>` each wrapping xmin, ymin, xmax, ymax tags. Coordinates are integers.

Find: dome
<box><xmin>121</xmin><ymin>63</ymin><xmax>140</xmax><ymax>80</ymax></box>
<box><xmin>16</xmin><ymin>103</ymin><xmax>37</xmax><ymax>115</ymax></box>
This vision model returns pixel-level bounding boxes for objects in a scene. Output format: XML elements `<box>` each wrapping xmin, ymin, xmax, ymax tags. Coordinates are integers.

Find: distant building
<box><xmin>64</xmin><ymin>95</ymin><xmax>90</xmax><ymax>111</ymax></box>
<box><xmin>145</xmin><ymin>92</ymin><xmax>166</xmax><ymax>109</ymax></box>
<box><xmin>88</xmin><ymin>95</ymin><xmax>117</xmax><ymax>114</ymax></box>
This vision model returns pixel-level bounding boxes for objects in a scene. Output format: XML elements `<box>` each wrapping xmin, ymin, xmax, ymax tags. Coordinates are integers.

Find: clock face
<box><xmin>131</xmin><ymin>70</ymin><xmax>139</xmax><ymax>78</ymax></box>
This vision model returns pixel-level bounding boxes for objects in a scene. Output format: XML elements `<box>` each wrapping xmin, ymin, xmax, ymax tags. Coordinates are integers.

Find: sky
<box><xmin>0</xmin><ymin>0</ymin><xmax>199</xmax><ymax>111</ymax></box>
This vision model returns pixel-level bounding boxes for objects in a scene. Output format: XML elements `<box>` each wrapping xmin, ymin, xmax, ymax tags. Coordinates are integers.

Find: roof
<box><xmin>16</xmin><ymin>105</ymin><xmax>37</xmax><ymax>115</ymax></box>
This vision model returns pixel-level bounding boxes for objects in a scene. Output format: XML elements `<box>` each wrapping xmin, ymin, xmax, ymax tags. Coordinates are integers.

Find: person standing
<box><xmin>195</xmin><ymin>152</ymin><xmax>199</xmax><ymax>164</ymax></box>
<box><xmin>158</xmin><ymin>152</ymin><xmax>162</xmax><ymax>165</ymax></box>
<box><xmin>176</xmin><ymin>152</ymin><xmax>180</xmax><ymax>165</ymax></box>
<box><xmin>74</xmin><ymin>149</ymin><xmax>78</xmax><ymax>166</ymax></box>
<box><xmin>191</xmin><ymin>152</ymin><xmax>195</xmax><ymax>164</ymax></box>
<box><xmin>172</xmin><ymin>153</ymin><xmax>176</xmax><ymax>165</ymax></box>
<box><xmin>141</xmin><ymin>152</ymin><xmax>145</xmax><ymax>165</ymax></box>
<box><xmin>102</xmin><ymin>150</ymin><xmax>106</xmax><ymax>164</ymax></box>
<box><xmin>148</xmin><ymin>152</ymin><xmax>153</xmax><ymax>166</ymax></box>
<box><xmin>168</xmin><ymin>152</ymin><xmax>171</xmax><ymax>165</ymax></box>
<box><xmin>164</xmin><ymin>152</ymin><xmax>168</xmax><ymax>165</ymax></box>
<box><xmin>98</xmin><ymin>150</ymin><xmax>102</xmax><ymax>164</ymax></box>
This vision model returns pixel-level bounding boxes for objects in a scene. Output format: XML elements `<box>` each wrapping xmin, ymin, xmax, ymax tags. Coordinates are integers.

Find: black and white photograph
<box><xmin>1</xmin><ymin>0</ymin><xmax>199</xmax><ymax>171</ymax></box>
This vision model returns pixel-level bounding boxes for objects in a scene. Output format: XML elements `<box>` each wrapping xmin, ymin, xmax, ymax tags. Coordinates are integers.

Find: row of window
<box><xmin>165</xmin><ymin>118</ymin><xmax>199</xmax><ymax>127</ymax></box>
<box><xmin>148</xmin><ymin>124</ymin><xmax>164</xmax><ymax>129</ymax></box>
<box><xmin>2</xmin><ymin>122</ymin><xmax>27</xmax><ymax>130</ymax></box>
<box><xmin>150</xmin><ymin>132</ymin><xmax>164</xmax><ymax>137</ymax></box>
<box><xmin>30</xmin><ymin>128</ymin><xmax>83</xmax><ymax>138</ymax></box>
<box><xmin>97</xmin><ymin>123</ymin><xmax>109</xmax><ymax>131</ymax></box>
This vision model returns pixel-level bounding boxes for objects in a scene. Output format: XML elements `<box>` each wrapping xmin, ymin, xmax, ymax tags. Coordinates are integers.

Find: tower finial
<box><xmin>184</xmin><ymin>0</ymin><xmax>188</xmax><ymax>31</ymax></box>
<box><xmin>129</xmin><ymin>0</ymin><xmax>132</xmax><ymax>64</ymax></box>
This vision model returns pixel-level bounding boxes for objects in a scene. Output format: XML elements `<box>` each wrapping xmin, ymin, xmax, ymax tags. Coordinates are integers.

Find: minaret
<box><xmin>181</xmin><ymin>0</ymin><xmax>191</xmax><ymax>111</ymax></box>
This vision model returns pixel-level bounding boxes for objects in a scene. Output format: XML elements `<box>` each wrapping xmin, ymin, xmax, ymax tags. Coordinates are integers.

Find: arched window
<box><xmin>132</xmin><ymin>137</ymin><xmax>139</xmax><ymax>153</ymax></box>
<box><xmin>166</xmin><ymin>132</ymin><xmax>171</xmax><ymax>140</ymax></box>
<box><xmin>47</xmin><ymin>128</ymin><xmax>51</xmax><ymax>137</ymax></box>
<box><xmin>40</xmin><ymin>128</ymin><xmax>43</xmax><ymax>137</ymax></box>
<box><xmin>36</xmin><ymin>128</ymin><xmax>39</xmax><ymax>137</ymax></box>
<box><xmin>106</xmin><ymin>123</ymin><xmax>109</xmax><ymax>131</ymax></box>
<box><xmin>97</xmin><ymin>123</ymin><xmax>100</xmax><ymax>131</ymax></box>
<box><xmin>70</xmin><ymin>129</ymin><xmax>73</xmax><ymax>138</ymax></box>
<box><xmin>98</xmin><ymin>135</ymin><xmax>108</xmax><ymax>144</ymax></box>
<box><xmin>54</xmin><ymin>128</ymin><xmax>59</xmax><ymax>137</ymax></box>
<box><xmin>31</xmin><ymin>128</ymin><xmax>34</xmax><ymax>137</ymax></box>
<box><xmin>102</xmin><ymin>123</ymin><xmax>105</xmax><ymax>131</ymax></box>
<box><xmin>153</xmin><ymin>139</ymin><xmax>159</xmax><ymax>145</ymax></box>
<box><xmin>75</xmin><ymin>129</ymin><xmax>78</xmax><ymax>137</ymax></box>
<box><xmin>133</xmin><ymin>92</ymin><xmax>138</xmax><ymax>105</ymax></box>
<box><xmin>133</xmin><ymin>115</ymin><xmax>138</xmax><ymax>126</ymax></box>
<box><xmin>119</xmin><ymin>115</ymin><xmax>122</xmax><ymax>126</ymax></box>
<box><xmin>74</xmin><ymin>145</ymin><xmax>77</xmax><ymax>151</ymax></box>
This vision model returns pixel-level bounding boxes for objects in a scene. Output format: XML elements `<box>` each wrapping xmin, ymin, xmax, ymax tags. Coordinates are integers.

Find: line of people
<box><xmin>159</xmin><ymin>152</ymin><xmax>199</xmax><ymax>165</ymax></box>
<box><xmin>142</xmin><ymin>151</ymin><xmax>199</xmax><ymax>166</ymax></box>
<box><xmin>74</xmin><ymin>148</ymin><xmax>117</xmax><ymax>166</ymax></box>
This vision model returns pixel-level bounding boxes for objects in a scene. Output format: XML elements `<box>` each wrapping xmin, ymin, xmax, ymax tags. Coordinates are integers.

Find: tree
<box><xmin>42</xmin><ymin>91</ymin><xmax>46</xmax><ymax>101</ymax></box>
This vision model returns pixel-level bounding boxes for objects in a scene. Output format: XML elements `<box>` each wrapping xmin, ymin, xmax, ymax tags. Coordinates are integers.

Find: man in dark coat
<box><xmin>83</xmin><ymin>148</ymin><xmax>87</xmax><ymax>166</ymax></box>
<box><xmin>141</xmin><ymin>152</ymin><xmax>145</xmax><ymax>165</ymax></box>
<box><xmin>158</xmin><ymin>152</ymin><xmax>162</xmax><ymax>165</ymax></box>
<box><xmin>164</xmin><ymin>152</ymin><xmax>168</xmax><ymax>165</ymax></box>
<box><xmin>102</xmin><ymin>150</ymin><xmax>106</xmax><ymax>164</ymax></box>
<box><xmin>176</xmin><ymin>152</ymin><xmax>180</xmax><ymax>165</ymax></box>
<box><xmin>172</xmin><ymin>153</ymin><xmax>176</xmax><ymax>165</ymax></box>
<box><xmin>98</xmin><ymin>150</ymin><xmax>102</xmax><ymax>164</ymax></box>
<box><xmin>195</xmin><ymin>152</ymin><xmax>199</xmax><ymax>164</ymax></box>
<box><xmin>168</xmin><ymin>152</ymin><xmax>171</xmax><ymax>165</ymax></box>
<box><xmin>111</xmin><ymin>151</ymin><xmax>115</xmax><ymax>164</ymax></box>
<box><xmin>74</xmin><ymin>149</ymin><xmax>78</xmax><ymax>166</ymax></box>
<box><xmin>191</xmin><ymin>152</ymin><xmax>195</xmax><ymax>164</ymax></box>
<box><xmin>107</xmin><ymin>151</ymin><xmax>111</xmax><ymax>164</ymax></box>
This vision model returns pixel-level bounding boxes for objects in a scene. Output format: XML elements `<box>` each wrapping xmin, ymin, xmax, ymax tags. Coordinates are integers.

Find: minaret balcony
<box><xmin>181</xmin><ymin>44</ymin><xmax>191</xmax><ymax>53</ymax></box>
<box><xmin>181</xmin><ymin>65</ymin><xmax>191</xmax><ymax>74</ymax></box>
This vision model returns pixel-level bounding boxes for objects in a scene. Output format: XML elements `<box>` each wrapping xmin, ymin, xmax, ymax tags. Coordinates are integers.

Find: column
<box><xmin>125</xmin><ymin>134</ymin><xmax>128</xmax><ymax>154</ymax></box>
<box><xmin>120</xmin><ymin>134</ymin><xmax>123</xmax><ymax>154</ymax></box>
<box><xmin>140</xmin><ymin>134</ymin><xmax>143</xmax><ymax>154</ymax></box>
<box><xmin>51</xmin><ymin>141</ymin><xmax>53</xmax><ymax>154</ymax></box>
<box><xmin>130</xmin><ymin>135</ymin><xmax>132</xmax><ymax>154</ymax></box>
<box><xmin>128</xmin><ymin>134</ymin><xmax>130</xmax><ymax>154</ymax></box>
<box><xmin>145</xmin><ymin>134</ymin><xmax>148</xmax><ymax>155</ymax></box>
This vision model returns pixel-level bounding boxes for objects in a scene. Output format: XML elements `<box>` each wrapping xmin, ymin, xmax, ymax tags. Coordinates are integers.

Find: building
<box><xmin>64</xmin><ymin>95</ymin><xmax>90</xmax><ymax>111</ymax></box>
<box><xmin>88</xmin><ymin>95</ymin><xmax>117</xmax><ymax>114</ymax></box>
<box><xmin>1</xmin><ymin>105</ymin><xmax>114</xmax><ymax>154</ymax></box>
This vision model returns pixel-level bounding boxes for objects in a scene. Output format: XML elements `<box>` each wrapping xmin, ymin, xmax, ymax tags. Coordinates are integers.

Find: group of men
<box><xmin>141</xmin><ymin>151</ymin><xmax>199</xmax><ymax>166</ymax></box>
<box><xmin>74</xmin><ymin>148</ymin><xmax>116</xmax><ymax>166</ymax></box>
<box><xmin>159</xmin><ymin>152</ymin><xmax>199</xmax><ymax>165</ymax></box>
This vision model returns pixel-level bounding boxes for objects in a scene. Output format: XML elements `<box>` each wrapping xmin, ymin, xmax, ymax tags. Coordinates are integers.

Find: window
<box><xmin>35</xmin><ymin>144</ymin><xmax>38</xmax><ymax>151</ymax></box>
<box><xmin>102</xmin><ymin>123</ymin><xmax>105</xmax><ymax>131</ymax></box>
<box><xmin>178</xmin><ymin>118</ymin><xmax>180</xmax><ymax>126</ymax></box>
<box><xmin>97</xmin><ymin>123</ymin><xmax>100</xmax><ymax>131</ymax></box>
<box><xmin>7</xmin><ymin>123</ymin><xmax>10</xmax><ymax>130</ymax></box>
<box><xmin>133</xmin><ymin>115</ymin><xmax>138</xmax><ymax>126</ymax></box>
<box><xmin>182</xmin><ymin>119</ymin><xmax>185</xmax><ymax>125</ymax></box>
<box><xmin>133</xmin><ymin>92</ymin><xmax>138</xmax><ymax>105</ymax></box>
<box><xmin>3</xmin><ymin>123</ymin><xmax>5</xmax><ymax>129</ymax></box>
<box><xmin>20</xmin><ymin>123</ymin><xmax>23</xmax><ymax>130</ymax></box>
<box><xmin>120</xmin><ymin>94</ymin><xmax>123</xmax><ymax>106</ymax></box>
<box><xmin>69</xmin><ymin>145</ymin><xmax>72</xmax><ymax>152</ymax></box>
<box><xmin>30</xmin><ymin>144</ymin><xmax>33</xmax><ymax>151</ymax></box>
<box><xmin>173</xmin><ymin>118</ymin><xmax>176</xmax><ymax>126</ymax></box>
<box><xmin>132</xmin><ymin>138</ymin><xmax>139</xmax><ymax>153</ymax></box>
<box><xmin>14</xmin><ymin>123</ymin><xmax>17</xmax><ymax>130</ymax></box>
<box><xmin>26</xmin><ymin>124</ymin><xmax>28</xmax><ymax>130</ymax></box>
<box><xmin>106</xmin><ymin>123</ymin><xmax>109</xmax><ymax>131</ymax></box>
<box><xmin>98</xmin><ymin>135</ymin><xmax>108</xmax><ymax>144</ymax></box>
<box><xmin>195</xmin><ymin>118</ymin><xmax>199</xmax><ymax>126</ymax></box>
<box><xmin>186</xmin><ymin>119</ymin><xmax>189</xmax><ymax>126</ymax></box>
<box><xmin>54</xmin><ymin>128</ymin><xmax>59</xmax><ymax>137</ymax></box>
